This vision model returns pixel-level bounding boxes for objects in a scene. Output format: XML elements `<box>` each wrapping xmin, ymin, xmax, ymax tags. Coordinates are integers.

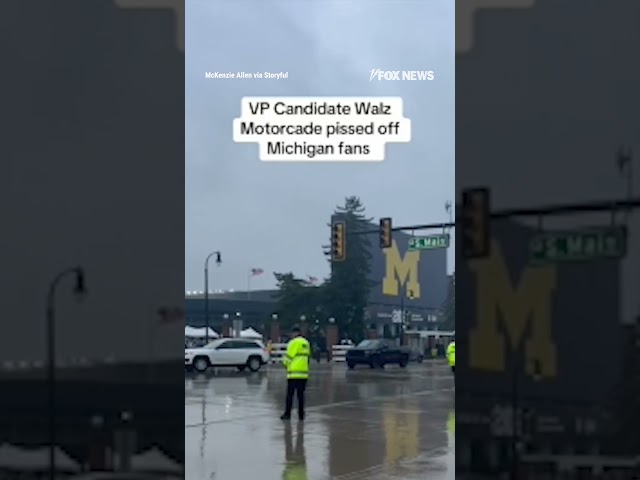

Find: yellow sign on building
<box><xmin>382</xmin><ymin>240</ymin><xmax>421</xmax><ymax>298</ymax></box>
<box><xmin>469</xmin><ymin>240</ymin><xmax>557</xmax><ymax>379</ymax></box>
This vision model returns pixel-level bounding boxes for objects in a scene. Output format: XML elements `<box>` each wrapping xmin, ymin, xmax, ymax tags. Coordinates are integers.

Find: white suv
<box><xmin>185</xmin><ymin>338</ymin><xmax>269</xmax><ymax>373</ymax></box>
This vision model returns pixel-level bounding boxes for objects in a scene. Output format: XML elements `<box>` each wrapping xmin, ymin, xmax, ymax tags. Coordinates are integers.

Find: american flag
<box><xmin>250</xmin><ymin>268</ymin><xmax>264</xmax><ymax>276</ymax></box>
<box><xmin>305</xmin><ymin>275</ymin><xmax>319</xmax><ymax>285</ymax></box>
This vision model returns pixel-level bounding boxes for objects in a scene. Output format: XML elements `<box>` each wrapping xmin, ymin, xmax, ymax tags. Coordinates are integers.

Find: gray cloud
<box><xmin>186</xmin><ymin>0</ymin><xmax>455</xmax><ymax>292</ymax></box>
<box><xmin>456</xmin><ymin>0</ymin><xmax>640</xmax><ymax>324</ymax></box>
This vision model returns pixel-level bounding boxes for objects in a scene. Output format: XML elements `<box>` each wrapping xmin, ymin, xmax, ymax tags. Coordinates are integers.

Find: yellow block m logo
<box><xmin>469</xmin><ymin>240</ymin><xmax>557</xmax><ymax>378</ymax></box>
<box><xmin>382</xmin><ymin>240</ymin><xmax>420</xmax><ymax>298</ymax></box>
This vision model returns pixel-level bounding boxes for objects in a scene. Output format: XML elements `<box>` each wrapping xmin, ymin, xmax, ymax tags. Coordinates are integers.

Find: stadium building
<box><xmin>456</xmin><ymin>219</ymin><xmax>626</xmax><ymax>475</ymax></box>
<box><xmin>185</xmin><ymin>224</ymin><xmax>450</xmax><ymax>342</ymax></box>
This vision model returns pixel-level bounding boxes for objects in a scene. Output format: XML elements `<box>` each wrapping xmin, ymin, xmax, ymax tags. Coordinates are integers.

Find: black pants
<box><xmin>451</xmin><ymin>366</ymin><xmax>455</xmax><ymax>374</ymax></box>
<box><xmin>284</xmin><ymin>378</ymin><xmax>307</xmax><ymax>417</ymax></box>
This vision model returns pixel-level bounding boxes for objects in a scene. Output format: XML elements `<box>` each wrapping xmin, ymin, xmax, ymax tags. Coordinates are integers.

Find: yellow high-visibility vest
<box><xmin>447</xmin><ymin>410</ymin><xmax>455</xmax><ymax>435</ymax></box>
<box><xmin>446</xmin><ymin>341</ymin><xmax>455</xmax><ymax>367</ymax></box>
<box><xmin>282</xmin><ymin>337</ymin><xmax>310</xmax><ymax>379</ymax></box>
<box><xmin>283</xmin><ymin>463</ymin><xmax>308</xmax><ymax>480</ymax></box>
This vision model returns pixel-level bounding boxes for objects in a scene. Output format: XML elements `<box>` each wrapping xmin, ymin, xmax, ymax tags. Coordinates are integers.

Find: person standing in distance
<box><xmin>446</xmin><ymin>338</ymin><xmax>455</xmax><ymax>375</ymax></box>
<box><xmin>281</xmin><ymin>326</ymin><xmax>310</xmax><ymax>420</ymax></box>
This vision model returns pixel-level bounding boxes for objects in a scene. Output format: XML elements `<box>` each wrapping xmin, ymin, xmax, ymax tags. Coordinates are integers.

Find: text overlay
<box><xmin>233</xmin><ymin>97</ymin><xmax>412</xmax><ymax>162</ymax></box>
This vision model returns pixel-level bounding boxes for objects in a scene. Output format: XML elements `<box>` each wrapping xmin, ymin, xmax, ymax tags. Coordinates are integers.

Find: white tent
<box><xmin>240</xmin><ymin>327</ymin><xmax>263</xmax><ymax>339</ymax></box>
<box><xmin>184</xmin><ymin>326</ymin><xmax>219</xmax><ymax>338</ymax></box>
<box><xmin>0</xmin><ymin>443</ymin><xmax>80</xmax><ymax>472</ymax></box>
<box><xmin>129</xmin><ymin>446</ymin><xmax>183</xmax><ymax>473</ymax></box>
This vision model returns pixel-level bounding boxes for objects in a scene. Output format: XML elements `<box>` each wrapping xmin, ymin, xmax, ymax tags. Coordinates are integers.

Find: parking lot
<box><xmin>185</xmin><ymin>361</ymin><xmax>454</xmax><ymax>480</ymax></box>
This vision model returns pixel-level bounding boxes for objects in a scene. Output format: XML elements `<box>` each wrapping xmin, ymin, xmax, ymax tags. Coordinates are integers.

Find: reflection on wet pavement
<box><xmin>185</xmin><ymin>362</ymin><xmax>454</xmax><ymax>480</ymax></box>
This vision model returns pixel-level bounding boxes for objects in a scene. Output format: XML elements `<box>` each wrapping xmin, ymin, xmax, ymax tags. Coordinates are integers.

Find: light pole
<box><xmin>400</xmin><ymin>290</ymin><xmax>414</xmax><ymax>344</ymax></box>
<box><xmin>271</xmin><ymin>313</ymin><xmax>278</xmax><ymax>341</ymax></box>
<box><xmin>46</xmin><ymin>266</ymin><xmax>86</xmax><ymax>480</ymax></box>
<box><xmin>223</xmin><ymin>313</ymin><xmax>229</xmax><ymax>337</ymax></box>
<box><xmin>617</xmin><ymin>148</ymin><xmax>633</xmax><ymax>222</ymax></box>
<box><xmin>510</xmin><ymin>359</ymin><xmax>542</xmax><ymax>479</ymax></box>
<box><xmin>204</xmin><ymin>251</ymin><xmax>221</xmax><ymax>343</ymax></box>
<box><xmin>88</xmin><ymin>414</ymin><xmax>105</xmax><ymax>471</ymax></box>
<box><xmin>234</xmin><ymin>311</ymin><xmax>242</xmax><ymax>337</ymax></box>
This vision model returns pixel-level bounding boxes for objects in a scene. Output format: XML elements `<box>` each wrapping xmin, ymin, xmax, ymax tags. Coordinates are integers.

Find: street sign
<box><xmin>529</xmin><ymin>226</ymin><xmax>627</xmax><ymax>264</ymax></box>
<box><xmin>408</xmin><ymin>234</ymin><xmax>450</xmax><ymax>251</ymax></box>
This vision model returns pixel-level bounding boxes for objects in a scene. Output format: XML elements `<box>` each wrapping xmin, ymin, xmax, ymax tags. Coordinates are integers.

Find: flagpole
<box><xmin>247</xmin><ymin>269</ymin><xmax>251</xmax><ymax>300</ymax></box>
<box><xmin>445</xmin><ymin>201</ymin><xmax>452</xmax><ymax>233</ymax></box>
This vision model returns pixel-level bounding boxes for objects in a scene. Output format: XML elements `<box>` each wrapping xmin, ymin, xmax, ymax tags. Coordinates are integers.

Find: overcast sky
<box><xmin>456</xmin><ymin>0</ymin><xmax>640</xmax><ymax>324</ymax></box>
<box><xmin>185</xmin><ymin>0</ymin><xmax>455</xmax><ymax>293</ymax></box>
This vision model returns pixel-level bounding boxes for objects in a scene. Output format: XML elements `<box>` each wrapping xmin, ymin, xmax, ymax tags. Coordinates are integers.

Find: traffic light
<box><xmin>331</xmin><ymin>221</ymin><xmax>346</xmax><ymax>261</ymax></box>
<box><xmin>380</xmin><ymin>217</ymin><xmax>392</xmax><ymax>248</ymax></box>
<box><xmin>461</xmin><ymin>187</ymin><xmax>490</xmax><ymax>258</ymax></box>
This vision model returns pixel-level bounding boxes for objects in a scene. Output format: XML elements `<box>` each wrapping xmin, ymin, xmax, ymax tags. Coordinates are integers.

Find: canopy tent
<box><xmin>184</xmin><ymin>326</ymin><xmax>219</xmax><ymax>338</ymax></box>
<box><xmin>240</xmin><ymin>327</ymin><xmax>263</xmax><ymax>339</ymax></box>
<box><xmin>0</xmin><ymin>443</ymin><xmax>80</xmax><ymax>472</ymax></box>
<box><xmin>113</xmin><ymin>446</ymin><xmax>182</xmax><ymax>473</ymax></box>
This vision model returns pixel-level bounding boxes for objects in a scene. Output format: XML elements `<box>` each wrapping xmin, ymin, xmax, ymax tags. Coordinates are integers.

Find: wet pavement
<box><xmin>185</xmin><ymin>361</ymin><xmax>454</xmax><ymax>480</ymax></box>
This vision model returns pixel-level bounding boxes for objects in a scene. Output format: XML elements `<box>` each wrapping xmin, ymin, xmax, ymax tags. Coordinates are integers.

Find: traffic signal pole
<box><xmin>346</xmin><ymin>197</ymin><xmax>640</xmax><ymax>236</ymax></box>
<box><xmin>330</xmin><ymin>220</ymin><xmax>346</xmax><ymax>261</ymax></box>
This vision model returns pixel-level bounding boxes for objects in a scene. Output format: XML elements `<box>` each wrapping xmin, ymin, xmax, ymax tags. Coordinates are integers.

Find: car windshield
<box><xmin>357</xmin><ymin>340</ymin><xmax>380</xmax><ymax>349</ymax></box>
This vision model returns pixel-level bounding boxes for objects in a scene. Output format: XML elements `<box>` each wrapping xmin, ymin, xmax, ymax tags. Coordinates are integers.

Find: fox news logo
<box><xmin>369</xmin><ymin>69</ymin><xmax>435</xmax><ymax>81</ymax></box>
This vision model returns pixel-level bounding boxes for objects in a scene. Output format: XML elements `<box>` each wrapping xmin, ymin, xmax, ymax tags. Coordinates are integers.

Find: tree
<box><xmin>273</xmin><ymin>272</ymin><xmax>325</xmax><ymax>330</ymax></box>
<box><xmin>610</xmin><ymin>321</ymin><xmax>640</xmax><ymax>453</ymax></box>
<box><xmin>324</xmin><ymin>196</ymin><xmax>374</xmax><ymax>341</ymax></box>
<box><xmin>441</xmin><ymin>273</ymin><xmax>455</xmax><ymax>331</ymax></box>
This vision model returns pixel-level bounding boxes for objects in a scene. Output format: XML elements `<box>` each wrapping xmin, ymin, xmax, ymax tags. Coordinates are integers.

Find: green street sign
<box><xmin>529</xmin><ymin>226</ymin><xmax>627</xmax><ymax>264</ymax></box>
<box><xmin>408</xmin><ymin>234</ymin><xmax>450</xmax><ymax>251</ymax></box>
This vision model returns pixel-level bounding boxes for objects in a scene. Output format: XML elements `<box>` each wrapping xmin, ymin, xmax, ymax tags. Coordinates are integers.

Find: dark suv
<box><xmin>346</xmin><ymin>339</ymin><xmax>410</xmax><ymax>369</ymax></box>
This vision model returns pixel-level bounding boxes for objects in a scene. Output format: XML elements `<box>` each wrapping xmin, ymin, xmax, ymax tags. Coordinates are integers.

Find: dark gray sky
<box><xmin>456</xmin><ymin>0</ymin><xmax>640</xmax><ymax>324</ymax></box>
<box><xmin>1</xmin><ymin>1</ymin><xmax>185</xmax><ymax>363</ymax></box>
<box><xmin>185</xmin><ymin>0</ymin><xmax>455</xmax><ymax>293</ymax></box>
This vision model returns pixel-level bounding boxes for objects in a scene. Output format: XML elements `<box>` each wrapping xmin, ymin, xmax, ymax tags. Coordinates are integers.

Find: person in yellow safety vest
<box><xmin>282</xmin><ymin>421</ymin><xmax>308</xmax><ymax>480</ymax></box>
<box><xmin>281</xmin><ymin>326</ymin><xmax>310</xmax><ymax>420</ymax></box>
<box><xmin>446</xmin><ymin>339</ymin><xmax>455</xmax><ymax>374</ymax></box>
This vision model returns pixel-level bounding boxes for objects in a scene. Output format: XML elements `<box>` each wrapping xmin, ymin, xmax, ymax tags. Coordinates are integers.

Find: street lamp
<box><xmin>399</xmin><ymin>290</ymin><xmax>414</xmax><ymax>344</ymax></box>
<box><xmin>233</xmin><ymin>312</ymin><xmax>242</xmax><ymax>337</ymax></box>
<box><xmin>510</xmin><ymin>359</ymin><xmax>543</xmax><ymax>479</ymax></box>
<box><xmin>46</xmin><ymin>266</ymin><xmax>86</xmax><ymax>480</ymax></box>
<box><xmin>115</xmin><ymin>411</ymin><xmax>134</xmax><ymax>471</ymax></box>
<box><xmin>400</xmin><ymin>290</ymin><xmax>414</xmax><ymax>323</ymax></box>
<box><xmin>204</xmin><ymin>251</ymin><xmax>221</xmax><ymax>343</ymax></box>
<box><xmin>271</xmin><ymin>314</ymin><xmax>278</xmax><ymax>340</ymax></box>
<box><xmin>88</xmin><ymin>415</ymin><xmax>105</xmax><ymax>471</ymax></box>
<box><xmin>222</xmin><ymin>313</ymin><xmax>229</xmax><ymax>337</ymax></box>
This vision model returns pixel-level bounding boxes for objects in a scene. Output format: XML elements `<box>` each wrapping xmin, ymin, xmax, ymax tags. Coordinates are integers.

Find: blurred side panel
<box><xmin>0</xmin><ymin>0</ymin><xmax>185</xmax><ymax>476</ymax></box>
<box><xmin>456</xmin><ymin>0</ymin><xmax>640</xmax><ymax>477</ymax></box>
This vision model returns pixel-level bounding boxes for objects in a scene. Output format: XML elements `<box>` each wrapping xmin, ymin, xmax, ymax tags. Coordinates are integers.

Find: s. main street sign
<box><xmin>408</xmin><ymin>234</ymin><xmax>450</xmax><ymax>251</ymax></box>
<box><xmin>529</xmin><ymin>226</ymin><xmax>627</xmax><ymax>264</ymax></box>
